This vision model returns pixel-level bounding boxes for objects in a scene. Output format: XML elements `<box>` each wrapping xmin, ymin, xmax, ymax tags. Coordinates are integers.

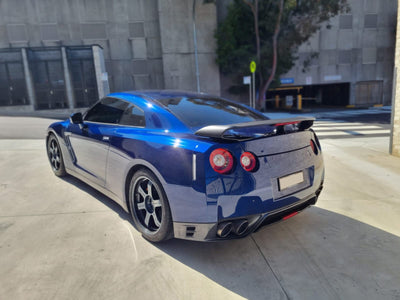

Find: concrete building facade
<box><xmin>280</xmin><ymin>0</ymin><xmax>398</xmax><ymax>107</ymax></box>
<box><xmin>0</xmin><ymin>0</ymin><xmax>219</xmax><ymax>111</ymax></box>
<box><xmin>0</xmin><ymin>0</ymin><xmax>397</xmax><ymax>112</ymax></box>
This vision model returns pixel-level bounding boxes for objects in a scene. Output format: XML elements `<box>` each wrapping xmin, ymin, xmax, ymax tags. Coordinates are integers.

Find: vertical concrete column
<box><xmin>61</xmin><ymin>47</ymin><xmax>75</xmax><ymax>110</ymax></box>
<box><xmin>21</xmin><ymin>48</ymin><xmax>36</xmax><ymax>110</ymax></box>
<box><xmin>92</xmin><ymin>45</ymin><xmax>109</xmax><ymax>99</ymax></box>
<box><xmin>391</xmin><ymin>66</ymin><xmax>400</xmax><ymax>156</ymax></box>
<box><xmin>390</xmin><ymin>3</ymin><xmax>400</xmax><ymax>157</ymax></box>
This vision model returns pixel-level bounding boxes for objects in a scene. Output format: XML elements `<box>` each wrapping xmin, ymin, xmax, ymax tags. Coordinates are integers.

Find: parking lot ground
<box><xmin>0</xmin><ymin>117</ymin><xmax>400</xmax><ymax>299</ymax></box>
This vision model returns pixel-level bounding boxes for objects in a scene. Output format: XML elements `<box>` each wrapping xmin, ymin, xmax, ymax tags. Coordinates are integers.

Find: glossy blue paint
<box><xmin>47</xmin><ymin>90</ymin><xmax>324</xmax><ymax>241</ymax></box>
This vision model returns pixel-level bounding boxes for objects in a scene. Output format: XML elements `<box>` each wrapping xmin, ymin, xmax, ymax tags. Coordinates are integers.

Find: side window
<box><xmin>84</xmin><ymin>98</ymin><xmax>128</xmax><ymax>124</ymax></box>
<box><xmin>119</xmin><ymin>104</ymin><xmax>146</xmax><ymax>127</ymax></box>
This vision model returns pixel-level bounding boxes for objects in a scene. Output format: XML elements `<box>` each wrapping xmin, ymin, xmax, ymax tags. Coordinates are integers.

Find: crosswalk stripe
<box><xmin>314</xmin><ymin>125</ymin><xmax>382</xmax><ymax>131</ymax></box>
<box><xmin>313</xmin><ymin>125</ymin><xmax>382</xmax><ymax>130</ymax></box>
<box><xmin>314</xmin><ymin>122</ymin><xmax>367</xmax><ymax>126</ymax></box>
<box><xmin>316</xmin><ymin>130</ymin><xmax>390</xmax><ymax>137</ymax></box>
<box><xmin>351</xmin><ymin>130</ymin><xmax>390</xmax><ymax>135</ymax></box>
<box><xmin>311</xmin><ymin>119</ymin><xmax>390</xmax><ymax>139</ymax></box>
<box><xmin>316</xmin><ymin>131</ymin><xmax>353</xmax><ymax>136</ymax></box>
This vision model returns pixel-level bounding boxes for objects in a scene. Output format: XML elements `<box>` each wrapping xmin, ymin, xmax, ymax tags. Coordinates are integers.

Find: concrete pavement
<box><xmin>0</xmin><ymin>116</ymin><xmax>400</xmax><ymax>299</ymax></box>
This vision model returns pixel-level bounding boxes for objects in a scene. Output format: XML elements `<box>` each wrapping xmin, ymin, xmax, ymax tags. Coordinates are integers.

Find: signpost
<box><xmin>243</xmin><ymin>76</ymin><xmax>251</xmax><ymax>107</ymax></box>
<box><xmin>250</xmin><ymin>61</ymin><xmax>256</xmax><ymax>108</ymax></box>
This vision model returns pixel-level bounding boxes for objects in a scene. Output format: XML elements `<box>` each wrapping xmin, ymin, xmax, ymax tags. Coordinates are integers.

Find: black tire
<box><xmin>47</xmin><ymin>134</ymin><xmax>67</xmax><ymax>177</ymax></box>
<box><xmin>128</xmin><ymin>169</ymin><xmax>173</xmax><ymax>242</ymax></box>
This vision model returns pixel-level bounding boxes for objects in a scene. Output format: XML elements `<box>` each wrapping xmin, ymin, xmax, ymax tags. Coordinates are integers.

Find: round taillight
<box><xmin>310</xmin><ymin>139</ymin><xmax>318</xmax><ymax>155</ymax></box>
<box><xmin>209</xmin><ymin>148</ymin><xmax>234</xmax><ymax>174</ymax></box>
<box><xmin>240</xmin><ymin>152</ymin><xmax>257</xmax><ymax>172</ymax></box>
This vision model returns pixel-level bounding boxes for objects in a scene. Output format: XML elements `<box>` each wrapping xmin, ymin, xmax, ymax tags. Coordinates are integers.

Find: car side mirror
<box><xmin>70</xmin><ymin>112</ymin><xmax>83</xmax><ymax>124</ymax></box>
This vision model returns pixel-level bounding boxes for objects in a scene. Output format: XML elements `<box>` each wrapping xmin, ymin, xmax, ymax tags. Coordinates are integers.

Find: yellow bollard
<box><xmin>297</xmin><ymin>94</ymin><xmax>302</xmax><ymax>110</ymax></box>
<box><xmin>275</xmin><ymin>95</ymin><xmax>280</xmax><ymax>108</ymax></box>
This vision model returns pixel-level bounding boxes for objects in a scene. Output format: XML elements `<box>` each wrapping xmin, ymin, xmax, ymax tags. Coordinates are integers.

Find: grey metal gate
<box><xmin>0</xmin><ymin>50</ymin><xmax>28</xmax><ymax>106</ymax></box>
<box><xmin>27</xmin><ymin>48</ymin><xmax>67</xmax><ymax>110</ymax></box>
<box><xmin>67</xmin><ymin>47</ymin><xmax>99</xmax><ymax>108</ymax></box>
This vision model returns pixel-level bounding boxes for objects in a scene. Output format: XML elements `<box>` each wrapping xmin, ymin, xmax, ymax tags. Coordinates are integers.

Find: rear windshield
<box><xmin>156</xmin><ymin>97</ymin><xmax>266</xmax><ymax>129</ymax></box>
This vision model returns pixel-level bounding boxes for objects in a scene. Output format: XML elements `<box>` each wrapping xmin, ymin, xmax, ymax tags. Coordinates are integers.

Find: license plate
<box><xmin>278</xmin><ymin>171</ymin><xmax>304</xmax><ymax>191</ymax></box>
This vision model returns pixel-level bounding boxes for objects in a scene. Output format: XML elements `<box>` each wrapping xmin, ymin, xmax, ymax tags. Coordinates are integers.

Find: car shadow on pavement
<box><xmin>60</xmin><ymin>176</ymin><xmax>134</xmax><ymax>225</ymax></box>
<box><xmin>154</xmin><ymin>206</ymin><xmax>400</xmax><ymax>299</ymax></box>
<box><xmin>57</xmin><ymin>176</ymin><xmax>400</xmax><ymax>299</ymax></box>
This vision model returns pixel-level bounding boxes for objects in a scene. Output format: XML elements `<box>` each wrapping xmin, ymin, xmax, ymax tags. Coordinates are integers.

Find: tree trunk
<box><xmin>257</xmin><ymin>0</ymin><xmax>284</xmax><ymax>110</ymax></box>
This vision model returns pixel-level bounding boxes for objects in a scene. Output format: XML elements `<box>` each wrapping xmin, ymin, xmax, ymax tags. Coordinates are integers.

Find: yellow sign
<box><xmin>250</xmin><ymin>61</ymin><xmax>256</xmax><ymax>73</ymax></box>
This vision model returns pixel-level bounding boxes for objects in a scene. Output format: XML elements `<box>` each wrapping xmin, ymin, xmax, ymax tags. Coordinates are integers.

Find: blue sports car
<box><xmin>46</xmin><ymin>90</ymin><xmax>324</xmax><ymax>242</ymax></box>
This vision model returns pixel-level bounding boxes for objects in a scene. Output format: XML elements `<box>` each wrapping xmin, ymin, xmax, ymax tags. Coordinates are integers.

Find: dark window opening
<box><xmin>266</xmin><ymin>83</ymin><xmax>350</xmax><ymax>108</ymax></box>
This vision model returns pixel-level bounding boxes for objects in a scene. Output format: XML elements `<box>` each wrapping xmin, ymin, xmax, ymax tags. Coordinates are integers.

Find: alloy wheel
<box><xmin>48</xmin><ymin>139</ymin><xmax>61</xmax><ymax>171</ymax></box>
<box><xmin>133</xmin><ymin>176</ymin><xmax>163</xmax><ymax>232</ymax></box>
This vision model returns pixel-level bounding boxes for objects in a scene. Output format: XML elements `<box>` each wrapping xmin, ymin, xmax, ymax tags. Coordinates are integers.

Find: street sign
<box><xmin>243</xmin><ymin>76</ymin><xmax>251</xmax><ymax>85</ymax></box>
<box><xmin>250</xmin><ymin>61</ymin><xmax>256</xmax><ymax>73</ymax></box>
<box><xmin>280</xmin><ymin>78</ymin><xmax>294</xmax><ymax>85</ymax></box>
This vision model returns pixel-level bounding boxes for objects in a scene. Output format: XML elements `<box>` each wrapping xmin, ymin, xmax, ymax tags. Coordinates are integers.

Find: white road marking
<box><xmin>314</xmin><ymin>125</ymin><xmax>382</xmax><ymax>131</ymax></box>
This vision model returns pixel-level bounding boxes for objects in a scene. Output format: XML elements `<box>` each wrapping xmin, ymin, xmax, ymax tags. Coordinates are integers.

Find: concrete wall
<box><xmin>0</xmin><ymin>0</ymin><xmax>164</xmax><ymax>93</ymax></box>
<box><xmin>391</xmin><ymin>1</ymin><xmax>400</xmax><ymax>157</ymax></box>
<box><xmin>158</xmin><ymin>0</ymin><xmax>220</xmax><ymax>96</ymax></box>
<box><xmin>0</xmin><ymin>0</ymin><xmax>220</xmax><ymax>100</ymax></box>
<box><xmin>282</xmin><ymin>0</ymin><xmax>397</xmax><ymax>106</ymax></box>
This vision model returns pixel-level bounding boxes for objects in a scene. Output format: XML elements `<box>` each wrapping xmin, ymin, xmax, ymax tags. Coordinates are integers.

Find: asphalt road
<box><xmin>1</xmin><ymin>115</ymin><xmax>400</xmax><ymax>299</ymax></box>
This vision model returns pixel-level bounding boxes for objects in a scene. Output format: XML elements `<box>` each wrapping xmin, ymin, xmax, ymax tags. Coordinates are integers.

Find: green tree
<box><xmin>215</xmin><ymin>0</ymin><xmax>349</xmax><ymax>109</ymax></box>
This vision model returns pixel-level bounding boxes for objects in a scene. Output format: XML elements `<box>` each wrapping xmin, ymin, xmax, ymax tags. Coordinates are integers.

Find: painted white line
<box><xmin>315</xmin><ymin>129</ymin><xmax>390</xmax><ymax>136</ymax></box>
<box><xmin>315</xmin><ymin>131</ymin><xmax>352</xmax><ymax>136</ymax></box>
<box><xmin>353</xmin><ymin>130</ymin><xmax>390</xmax><ymax>135</ymax></box>
<box><xmin>314</xmin><ymin>122</ymin><xmax>366</xmax><ymax>127</ymax></box>
<box><xmin>314</xmin><ymin>125</ymin><xmax>382</xmax><ymax>130</ymax></box>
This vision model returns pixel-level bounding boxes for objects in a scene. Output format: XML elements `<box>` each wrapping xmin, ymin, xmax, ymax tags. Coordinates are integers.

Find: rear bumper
<box><xmin>173</xmin><ymin>185</ymin><xmax>322</xmax><ymax>241</ymax></box>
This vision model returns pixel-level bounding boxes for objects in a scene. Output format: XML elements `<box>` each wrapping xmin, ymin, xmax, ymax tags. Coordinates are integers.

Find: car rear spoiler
<box><xmin>195</xmin><ymin>117</ymin><xmax>315</xmax><ymax>140</ymax></box>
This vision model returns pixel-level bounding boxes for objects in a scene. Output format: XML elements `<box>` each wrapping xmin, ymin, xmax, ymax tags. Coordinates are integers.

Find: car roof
<box><xmin>118</xmin><ymin>90</ymin><xmax>217</xmax><ymax>101</ymax></box>
<box><xmin>107</xmin><ymin>90</ymin><xmax>267</xmax><ymax>131</ymax></box>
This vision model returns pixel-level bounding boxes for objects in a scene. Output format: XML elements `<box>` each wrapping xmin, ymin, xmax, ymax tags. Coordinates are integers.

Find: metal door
<box><xmin>0</xmin><ymin>62</ymin><xmax>28</xmax><ymax>106</ymax></box>
<box><xmin>28</xmin><ymin>48</ymin><xmax>67</xmax><ymax>110</ymax></box>
<box><xmin>30</xmin><ymin>60</ymin><xmax>67</xmax><ymax>109</ymax></box>
<box><xmin>67</xmin><ymin>47</ymin><xmax>98</xmax><ymax>108</ymax></box>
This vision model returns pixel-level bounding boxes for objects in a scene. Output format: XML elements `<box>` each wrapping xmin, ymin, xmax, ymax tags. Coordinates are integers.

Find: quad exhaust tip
<box><xmin>217</xmin><ymin>222</ymin><xmax>233</xmax><ymax>238</ymax></box>
<box><xmin>233</xmin><ymin>220</ymin><xmax>249</xmax><ymax>236</ymax></box>
<box><xmin>217</xmin><ymin>219</ymin><xmax>249</xmax><ymax>238</ymax></box>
